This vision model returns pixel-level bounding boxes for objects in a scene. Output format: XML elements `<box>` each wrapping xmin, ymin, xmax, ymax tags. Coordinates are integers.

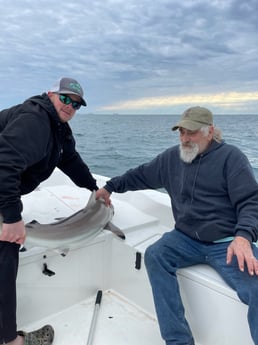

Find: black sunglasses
<box><xmin>58</xmin><ymin>94</ymin><xmax>82</xmax><ymax>110</ymax></box>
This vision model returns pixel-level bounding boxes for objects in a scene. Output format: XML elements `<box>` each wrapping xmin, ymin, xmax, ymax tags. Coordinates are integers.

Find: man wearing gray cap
<box><xmin>96</xmin><ymin>106</ymin><xmax>258</xmax><ymax>345</ymax></box>
<box><xmin>0</xmin><ymin>77</ymin><xmax>98</xmax><ymax>345</ymax></box>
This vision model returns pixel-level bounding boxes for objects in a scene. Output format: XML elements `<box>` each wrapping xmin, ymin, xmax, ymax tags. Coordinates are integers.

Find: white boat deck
<box><xmin>20</xmin><ymin>290</ymin><xmax>165</xmax><ymax>345</ymax></box>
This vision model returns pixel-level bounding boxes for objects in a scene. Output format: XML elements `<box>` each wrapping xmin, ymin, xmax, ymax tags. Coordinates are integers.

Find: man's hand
<box><xmin>0</xmin><ymin>220</ymin><xmax>26</xmax><ymax>244</ymax></box>
<box><xmin>95</xmin><ymin>188</ymin><xmax>112</xmax><ymax>206</ymax></box>
<box><xmin>227</xmin><ymin>236</ymin><xmax>258</xmax><ymax>276</ymax></box>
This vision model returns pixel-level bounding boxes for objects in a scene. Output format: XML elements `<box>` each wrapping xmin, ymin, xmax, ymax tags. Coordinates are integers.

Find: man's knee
<box><xmin>144</xmin><ymin>240</ymin><xmax>163</xmax><ymax>271</ymax></box>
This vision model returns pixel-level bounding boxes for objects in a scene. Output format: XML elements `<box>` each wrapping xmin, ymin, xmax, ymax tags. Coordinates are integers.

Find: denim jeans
<box><xmin>144</xmin><ymin>229</ymin><xmax>258</xmax><ymax>345</ymax></box>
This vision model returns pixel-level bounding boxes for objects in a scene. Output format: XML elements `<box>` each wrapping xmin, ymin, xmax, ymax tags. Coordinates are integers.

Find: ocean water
<box><xmin>70</xmin><ymin>114</ymin><xmax>258</xmax><ymax>182</ymax></box>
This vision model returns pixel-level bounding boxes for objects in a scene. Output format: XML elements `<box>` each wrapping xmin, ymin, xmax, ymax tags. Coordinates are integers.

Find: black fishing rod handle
<box><xmin>95</xmin><ymin>290</ymin><xmax>102</xmax><ymax>305</ymax></box>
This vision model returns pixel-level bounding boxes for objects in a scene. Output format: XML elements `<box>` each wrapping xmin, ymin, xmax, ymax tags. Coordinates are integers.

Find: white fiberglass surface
<box><xmin>20</xmin><ymin>290</ymin><xmax>164</xmax><ymax>345</ymax></box>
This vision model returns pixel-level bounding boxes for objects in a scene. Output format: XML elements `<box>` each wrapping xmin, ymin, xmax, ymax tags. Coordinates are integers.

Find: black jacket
<box><xmin>0</xmin><ymin>93</ymin><xmax>98</xmax><ymax>223</ymax></box>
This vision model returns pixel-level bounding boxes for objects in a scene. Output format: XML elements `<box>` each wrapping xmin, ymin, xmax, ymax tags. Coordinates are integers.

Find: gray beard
<box><xmin>179</xmin><ymin>143</ymin><xmax>199</xmax><ymax>163</ymax></box>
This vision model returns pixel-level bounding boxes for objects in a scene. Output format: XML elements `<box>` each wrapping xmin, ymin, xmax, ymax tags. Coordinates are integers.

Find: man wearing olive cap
<box><xmin>96</xmin><ymin>106</ymin><xmax>258</xmax><ymax>345</ymax></box>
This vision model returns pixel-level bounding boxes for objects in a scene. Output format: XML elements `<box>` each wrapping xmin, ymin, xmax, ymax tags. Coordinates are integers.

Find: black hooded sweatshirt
<box><xmin>0</xmin><ymin>93</ymin><xmax>98</xmax><ymax>223</ymax></box>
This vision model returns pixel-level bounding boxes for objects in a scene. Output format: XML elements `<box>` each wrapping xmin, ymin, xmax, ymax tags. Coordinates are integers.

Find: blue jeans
<box><xmin>144</xmin><ymin>229</ymin><xmax>258</xmax><ymax>345</ymax></box>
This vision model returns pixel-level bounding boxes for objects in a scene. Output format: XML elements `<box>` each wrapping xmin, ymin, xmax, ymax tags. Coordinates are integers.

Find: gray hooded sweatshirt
<box><xmin>104</xmin><ymin>140</ymin><xmax>258</xmax><ymax>243</ymax></box>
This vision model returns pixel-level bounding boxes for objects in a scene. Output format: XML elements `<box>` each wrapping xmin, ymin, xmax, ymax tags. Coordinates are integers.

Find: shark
<box><xmin>25</xmin><ymin>191</ymin><xmax>125</xmax><ymax>250</ymax></box>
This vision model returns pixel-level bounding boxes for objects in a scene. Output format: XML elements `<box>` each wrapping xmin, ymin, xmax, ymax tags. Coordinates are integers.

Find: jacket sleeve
<box><xmin>227</xmin><ymin>148</ymin><xmax>258</xmax><ymax>242</ymax></box>
<box><xmin>57</xmin><ymin>134</ymin><xmax>98</xmax><ymax>191</ymax></box>
<box><xmin>104</xmin><ymin>152</ymin><xmax>165</xmax><ymax>194</ymax></box>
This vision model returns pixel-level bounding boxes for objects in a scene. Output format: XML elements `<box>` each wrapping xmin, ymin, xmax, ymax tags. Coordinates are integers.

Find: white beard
<box><xmin>179</xmin><ymin>143</ymin><xmax>199</xmax><ymax>163</ymax></box>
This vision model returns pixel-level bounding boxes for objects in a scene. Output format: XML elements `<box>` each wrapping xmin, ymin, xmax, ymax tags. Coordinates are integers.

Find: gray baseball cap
<box><xmin>172</xmin><ymin>106</ymin><xmax>213</xmax><ymax>131</ymax></box>
<box><xmin>49</xmin><ymin>77</ymin><xmax>87</xmax><ymax>106</ymax></box>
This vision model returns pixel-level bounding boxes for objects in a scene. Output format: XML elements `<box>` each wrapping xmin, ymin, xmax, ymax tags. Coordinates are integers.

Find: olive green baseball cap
<box><xmin>172</xmin><ymin>106</ymin><xmax>213</xmax><ymax>131</ymax></box>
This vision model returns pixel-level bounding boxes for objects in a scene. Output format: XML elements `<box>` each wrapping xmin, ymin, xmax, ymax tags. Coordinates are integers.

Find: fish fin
<box><xmin>25</xmin><ymin>219</ymin><xmax>40</xmax><ymax>228</ymax></box>
<box><xmin>104</xmin><ymin>221</ymin><xmax>126</xmax><ymax>240</ymax></box>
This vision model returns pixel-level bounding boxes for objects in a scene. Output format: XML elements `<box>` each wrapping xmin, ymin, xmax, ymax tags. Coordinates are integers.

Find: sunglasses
<box><xmin>58</xmin><ymin>94</ymin><xmax>82</xmax><ymax>110</ymax></box>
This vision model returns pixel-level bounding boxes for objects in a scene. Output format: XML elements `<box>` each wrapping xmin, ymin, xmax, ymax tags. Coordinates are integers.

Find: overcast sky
<box><xmin>1</xmin><ymin>0</ymin><xmax>257</xmax><ymax>114</ymax></box>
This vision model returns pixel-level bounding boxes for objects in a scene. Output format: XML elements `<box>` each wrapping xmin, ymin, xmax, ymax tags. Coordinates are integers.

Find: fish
<box><xmin>25</xmin><ymin>191</ymin><xmax>125</xmax><ymax>250</ymax></box>
<box><xmin>104</xmin><ymin>221</ymin><xmax>125</xmax><ymax>240</ymax></box>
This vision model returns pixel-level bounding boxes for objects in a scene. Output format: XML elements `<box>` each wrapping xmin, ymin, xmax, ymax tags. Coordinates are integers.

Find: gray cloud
<box><xmin>0</xmin><ymin>0</ymin><xmax>257</xmax><ymax>113</ymax></box>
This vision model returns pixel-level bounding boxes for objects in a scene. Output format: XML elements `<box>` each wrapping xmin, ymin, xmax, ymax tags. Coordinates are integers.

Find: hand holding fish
<box><xmin>0</xmin><ymin>220</ymin><xmax>26</xmax><ymax>244</ymax></box>
<box><xmin>96</xmin><ymin>188</ymin><xmax>112</xmax><ymax>206</ymax></box>
<box><xmin>227</xmin><ymin>236</ymin><xmax>258</xmax><ymax>276</ymax></box>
